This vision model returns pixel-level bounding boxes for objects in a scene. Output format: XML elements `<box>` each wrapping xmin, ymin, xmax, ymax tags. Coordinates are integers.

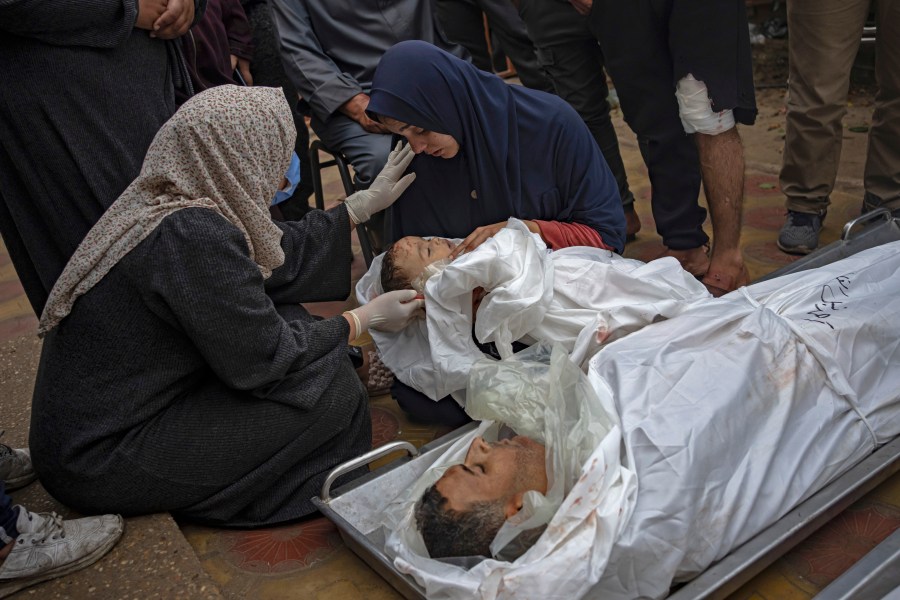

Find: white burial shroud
<box><xmin>375</xmin><ymin>240</ymin><xmax>900</xmax><ymax>600</ymax></box>
<box><xmin>584</xmin><ymin>240</ymin><xmax>900</xmax><ymax>598</ymax></box>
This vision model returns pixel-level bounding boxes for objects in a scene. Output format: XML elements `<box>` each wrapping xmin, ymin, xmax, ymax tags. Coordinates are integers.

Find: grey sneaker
<box><xmin>0</xmin><ymin>444</ymin><xmax>35</xmax><ymax>491</ymax></box>
<box><xmin>0</xmin><ymin>507</ymin><xmax>124</xmax><ymax>598</ymax></box>
<box><xmin>777</xmin><ymin>210</ymin><xmax>824</xmax><ymax>255</ymax></box>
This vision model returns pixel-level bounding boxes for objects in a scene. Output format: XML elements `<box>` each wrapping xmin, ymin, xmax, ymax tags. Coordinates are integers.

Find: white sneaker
<box><xmin>0</xmin><ymin>507</ymin><xmax>124</xmax><ymax>598</ymax></box>
<box><xmin>0</xmin><ymin>444</ymin><xmax>35</xmax><ymax>491</ymax></box>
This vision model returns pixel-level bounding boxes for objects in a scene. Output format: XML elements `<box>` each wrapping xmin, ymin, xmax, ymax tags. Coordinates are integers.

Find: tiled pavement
<box><xmin>1</xmin><ymin>106</ymin><xmax>897</xmax><ymax>598</ymax></box>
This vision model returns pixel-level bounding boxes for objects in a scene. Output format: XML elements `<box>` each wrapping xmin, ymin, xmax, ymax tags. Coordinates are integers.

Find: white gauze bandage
<box><xmin>675</xmin><ymin>74</ymin><xmax>735</xmax><ymax>135</ymax></box>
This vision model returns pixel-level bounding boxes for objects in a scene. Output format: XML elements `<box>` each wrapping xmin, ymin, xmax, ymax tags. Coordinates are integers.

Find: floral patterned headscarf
<box><xmin>39</xmin><ymin>85</ymin><xmax>295</xmax><ymax>336</ymax></box>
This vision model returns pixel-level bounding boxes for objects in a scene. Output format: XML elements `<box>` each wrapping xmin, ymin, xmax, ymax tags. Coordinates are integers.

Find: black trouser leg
<box><xmin>533</xmin><ymin>39</ymin><xmax>634</xmax><ymax>207</ymax></box>
<box><xmin>474</xmin><ymin>0</ymin><xmax>554</xmax><ymax>92</ymax></box>
<box><xmin>517</xmin><ymin>0</ymin><xmax>633</xmax><ymax>207</ymax></box>
<box><xmin>436</xmin><ymin>0</ymin><xmax>553</xmax><ymax>93</ymax></box>
<box><xmin>435</xmin><ymin>0</ymin><xmax>493</xmax><ymax>72</ymax></box>
<box><xmin>590</xmin><ymin>0</ymin><xmax>708</xmax><ymax>250</ymax></box>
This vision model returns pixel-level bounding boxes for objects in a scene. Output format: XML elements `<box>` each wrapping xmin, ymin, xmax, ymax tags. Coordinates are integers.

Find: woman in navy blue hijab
<box><xmin>368</xmin><ymin>40</ymin><xmax>626</xmax><ymax>254</ymax></box>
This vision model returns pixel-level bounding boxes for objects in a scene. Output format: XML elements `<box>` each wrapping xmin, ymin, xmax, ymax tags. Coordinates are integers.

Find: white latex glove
<box><xmin>344</xmin><ymin>142</ymin><xmax>417</xmax><ymax>225</ymax></box>
<box><xmin>351</xmin><ymin>289</ymin><xmax>425</xmax><ymax>333</ymax></box>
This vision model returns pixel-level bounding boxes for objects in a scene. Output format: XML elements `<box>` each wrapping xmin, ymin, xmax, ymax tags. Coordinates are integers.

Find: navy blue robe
<box><xmin>368</xmin><ymin>40</ymin><xmax>626</xmax><ymax>253</ymax></box>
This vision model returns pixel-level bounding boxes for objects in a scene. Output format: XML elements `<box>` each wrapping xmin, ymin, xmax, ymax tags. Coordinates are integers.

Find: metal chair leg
<box><xmin>309</xmin><ymin>139</ymin><xmax>326</xmax><ymax>211</ymax></box>
<box><xmin>308</xmin><ymin>139</ymin><xmax>378</xmax><ymax>267</ymax></box>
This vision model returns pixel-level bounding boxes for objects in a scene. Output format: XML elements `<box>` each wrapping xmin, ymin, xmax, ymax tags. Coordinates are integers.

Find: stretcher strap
<box><xmin>738</xmin><ymin>287</ymin><xmax>878</xmax><ymax>447</ymax></box>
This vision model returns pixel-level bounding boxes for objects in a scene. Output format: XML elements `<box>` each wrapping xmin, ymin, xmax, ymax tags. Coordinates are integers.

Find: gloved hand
<box><xmin>344</xmin><ymin>142</ymin><xmax>417</xmax><ymax>225</ymax></box>
<box><xmin>351</xmin><ymin>290</ymin><xmax>425</xmax><ymax>333</ymax></box>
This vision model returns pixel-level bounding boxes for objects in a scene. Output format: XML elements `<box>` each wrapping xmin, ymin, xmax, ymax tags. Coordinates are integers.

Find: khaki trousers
<box><xmin>780</xmin><ymin>0</ymin><xmax>900</xmax><ymax>213</ymax></box>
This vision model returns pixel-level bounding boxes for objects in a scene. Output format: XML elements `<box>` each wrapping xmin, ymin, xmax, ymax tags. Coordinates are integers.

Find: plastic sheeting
<box><xmin>356</xmin><ymin>219</ymin><xmax>710</xmax><ymax>401</ymax></box>
<box><xmin>377</xmin><ymin>240</ymin><xmax>900</xmax><ymax>600</ymax></box>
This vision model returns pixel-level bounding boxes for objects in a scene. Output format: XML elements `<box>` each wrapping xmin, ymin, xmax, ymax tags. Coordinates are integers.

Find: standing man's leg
<box><xmin>436</xmin><ymin>0</ymin><xmax>553</xmax><ymax>93</ymax></box>
<box><xmin>434</xmin><ymin>0</ymin><xmax>494</xmax><ymax>73</ymax></box>
<box><xmin>518</xmin><ymin>0</ymin><xmax>638</xmax><ymax>237</ymax></box>
<box><xmin>863</xmin><ymin>0</ymin><xmax>900</xmax><ymax>215</ymax></box>
<box><xmin>694</xmin><ymin>129</ymin><xmax>748</xmax><ymax>293</ymax></box>
<box><xmin>591</xmin><ymin>0</ymin><xmax>709</xmax><ymax>272</ymax></box>
<box><xmin>779</xmin><ymin>0</ymin><xmax>870</xmax><ymax>253</ymax></box>
<box><xmin>669</xmin><ymin>0</ymin><xmax>757</xmax><ymax>293</ymax></box>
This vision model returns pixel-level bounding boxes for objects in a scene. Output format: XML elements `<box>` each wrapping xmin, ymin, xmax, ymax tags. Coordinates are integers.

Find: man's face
<box><xmin>380</xmin><ymin>117</ymin><xmax>460</xmax><ymax>159</ymax></box>
<box><xmin>436</xmin><ymin>435</ymin><xmax>548</xmax><ymax>517</ymax></box>
<box><xmin>393</xmin><ymin>236</ymin><xmax>456</xmax><ymax>281</ymax></box>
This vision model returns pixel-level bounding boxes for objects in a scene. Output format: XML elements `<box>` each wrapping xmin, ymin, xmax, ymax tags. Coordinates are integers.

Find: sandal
<box><xmin>701</xmin><ymin>264</ymin><xmax>750</xmax><ymax>298</ymax></box>
<box><xmin>355</xmin><ymin>343</ymin><xmax>394</xmax><ymax>397</ymax></box>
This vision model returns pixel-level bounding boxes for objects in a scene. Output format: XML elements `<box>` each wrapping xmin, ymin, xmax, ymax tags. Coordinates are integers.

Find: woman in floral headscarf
<box><xmin>28</xmin><ymin>85</ymin><xmax>422</xmax><ymax>526</ymax></box>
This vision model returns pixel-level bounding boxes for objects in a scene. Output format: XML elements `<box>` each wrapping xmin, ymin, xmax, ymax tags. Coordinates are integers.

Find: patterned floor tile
<box><xmin>727</xmin><ymin>476</ymin><xmax>900</xmax><ymax>599</ymax></box>
<box><xmin>370</xmin><ymin>406</ymin><xmax>401</xmax><ymax>448</ymax></box>
<box><xmin>210</xmin><ymin>518</ymin><xmax>344</xmax><ymax>575</ymax></box>
<box><xmin>784</xmin><ymin>504</ymin><xmax>900</xmax><ymax>587</ymax></box>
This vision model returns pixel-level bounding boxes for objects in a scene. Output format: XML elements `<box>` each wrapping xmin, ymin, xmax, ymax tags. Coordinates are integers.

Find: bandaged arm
<box><xmin>675</xmin><ymin>74</ymin><xmax>735</xmax><ymax>136</ymax></box>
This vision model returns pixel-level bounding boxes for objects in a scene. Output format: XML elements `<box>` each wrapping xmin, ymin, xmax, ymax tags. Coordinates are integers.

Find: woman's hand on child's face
<box><xmin>450</xmin><ymin>221</ymin><xmax>508</xmax><ymax>259</ymax></box>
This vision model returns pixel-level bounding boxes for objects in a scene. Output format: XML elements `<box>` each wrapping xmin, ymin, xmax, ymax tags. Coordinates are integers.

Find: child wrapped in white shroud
<box><xmin>355</xmin><ymin>219</ymin><xmax>711</xmax><ymax>402</ymax></box>
<box><xmin>375</xmin><ymin>240</ymin><xmax>900</xmax><ymax>600</ymax></box>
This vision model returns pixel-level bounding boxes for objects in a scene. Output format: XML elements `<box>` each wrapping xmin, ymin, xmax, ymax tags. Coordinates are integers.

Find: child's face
<box><xmin>393</xmin><ymin>236</ymin><xmax>457</xmax><ymax>280</ymax></box>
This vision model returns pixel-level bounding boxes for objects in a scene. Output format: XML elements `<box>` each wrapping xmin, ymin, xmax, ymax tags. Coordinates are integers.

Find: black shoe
<box><xmin>777</xmin><ymin>210</ymin><xmax>824</xmax><ymax>255</ymax></box>
<box><xmin>861</xmin><ymin>192</ymin><xmax>900</xmax><ymax>217</ymax></box>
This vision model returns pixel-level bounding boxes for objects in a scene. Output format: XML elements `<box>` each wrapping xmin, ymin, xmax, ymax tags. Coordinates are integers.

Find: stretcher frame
<box><xmin>313</xmin><ymin>209</ymin><xmax>900</xmax><ymax>600</ymax></box>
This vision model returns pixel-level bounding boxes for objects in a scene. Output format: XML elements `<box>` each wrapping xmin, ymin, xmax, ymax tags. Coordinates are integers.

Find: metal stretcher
<box><xmin>313</xmin><ymin>209</ymin><xmax>900</xmax><ymax>600</ymax></box>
